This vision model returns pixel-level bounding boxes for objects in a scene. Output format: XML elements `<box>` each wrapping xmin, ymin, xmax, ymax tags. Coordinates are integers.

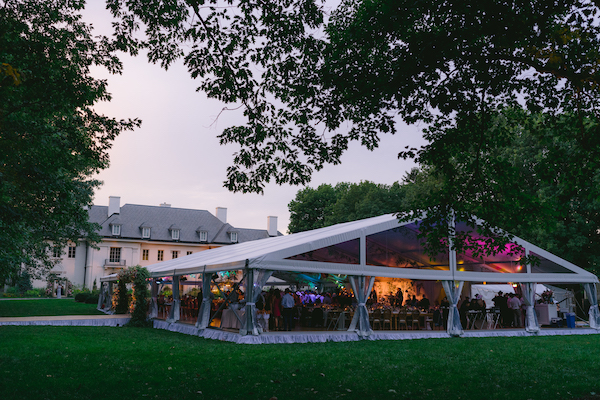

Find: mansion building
<box><xmin>49</xmin><ymin>196</ymin><xmax>280</xmax><ymax>289</ymax></box>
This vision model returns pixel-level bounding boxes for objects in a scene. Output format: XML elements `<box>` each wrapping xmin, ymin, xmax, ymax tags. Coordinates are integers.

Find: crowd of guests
<box><xmin>457</xmin><ymin>291</ymin><xmax>528</xmax><ymax>328</ymax></box>
<box><xmin>158</xmin><ymin>285</ymin><xmax>539</xmax><ymax>331</ymax></box>
<box><xmin>253</xmin><ymin>288</ymin><xmax>357</xmax><ymax>331</ymax></box>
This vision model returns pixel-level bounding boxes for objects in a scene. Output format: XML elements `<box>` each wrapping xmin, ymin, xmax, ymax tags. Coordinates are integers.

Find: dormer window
<box><xmin>111</xmin><ymin>224</ymin><xmax>121</xmax><ymax>236</ymax></box>
<box><xmin>169</xmin><ymin>225</ymin><xmax>180</xmax><ymax>241</ymax></box>
<box><xmin>142</xmin><ymin>227</ymin><xmax>151</xmax><ymax>239</ymax></box>
<box><xmin>199</xmin><ymin>231</ymin><xmax>208</xmax><ymax>242</ymax></box>
<box><xmin>230</xmin><ymin>231</ymin><xmax>238</xmax><ymax>243</ymax></box>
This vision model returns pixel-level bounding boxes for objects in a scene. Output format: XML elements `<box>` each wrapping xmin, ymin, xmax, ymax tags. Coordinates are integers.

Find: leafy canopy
<box><xmin>108</xmin><ymin>0</ymin><xmax>600</xmax><ymax>270</ymax></box>
<box><xmin>0</xmin><ymin>0</ymin><xmax>140</xmax><ymax>282</ymax></box>
<box><xmin>108</xmin><ymin>0</ymin><xmax>600</xmax><ymax>192</ymax></box>
<box><xmin>288</xmin><ymin>181</ymin><xmax>406</xmax><ymax>233</ymax></box>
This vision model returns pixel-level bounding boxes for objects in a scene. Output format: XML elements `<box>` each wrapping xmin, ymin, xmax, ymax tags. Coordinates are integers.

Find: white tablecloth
<box><xmin>221</xmin><ymin>309</ymin><xmax>245</xmax><ymax>329</ymax></box>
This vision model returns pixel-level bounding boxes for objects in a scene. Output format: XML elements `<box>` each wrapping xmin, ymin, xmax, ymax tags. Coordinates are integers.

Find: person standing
<box><xmin>395</xmin><ymin>288</ymin><xmax>404</xmax><ymax>308</ymax></box>
<box><xmin>508</xmin><ymin>293</ymin><xmax>522</xmax><ymax>328</ymax></box>
<box><xmin>281</xmin><ymin>288</ymin><xmax>295</xmax><ymax>331</ymax></box>
<box><xmin>271</xmin><ymin>290</ymin><xmax>282</xmax><ymax>331</ymax></box>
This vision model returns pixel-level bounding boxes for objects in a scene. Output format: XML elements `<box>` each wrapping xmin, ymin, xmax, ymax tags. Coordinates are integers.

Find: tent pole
<box><xmin>196</xmin><ymin>272</ymin><xmax>212</xmax><ymax>329</ymax></box>
<box><xmin>242</xmin><ymin>266</ymin><xmax>255</xmax><ymax>335</ymax></box>
<box><xmin>166</xmin><ymin>275</ymin><xmax>180</xmax><ymax>323</ymax></box>
<box><xmin>519</xmin><ymin>282</ymin><xmax>540</xmax><ymax>333</ymax></box>
<box><xmin>443</xmin><ymin>280</ymin><xmax>464</xmax><ymax>337</ymax></box>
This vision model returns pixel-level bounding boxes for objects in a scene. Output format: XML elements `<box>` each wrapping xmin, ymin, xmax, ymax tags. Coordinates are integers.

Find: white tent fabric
<box><xmin>166</xmin><ymin>275</ymin><xmax>180</xmax><ymax>323</ymax></box>
<box><xmin>520</xmin><ymin>282</ymin><xmax>540</xmax><ymax>333</ymax></box>
<box><xmin>240</xmin><ymin>269</ymin><xmax>273</xmax><ymax>335</ymax></box>
<box><xmin>584</xmin><ymin>283</ymin><xmax>600</xmax><ymax>330</ymax></box>
<box><xmin>347</xmin><ymin>276</ymin><xmax>375</xmax><ymax>338</ymax></box>
<box><xmin>196</xmin><ymin>272</ymin><xmax>213</xmax><ymax>330</ymax></box>
<box><xmin>443</xmin><ymin>280</ymin><xmax>464</xmax><ymax>337</ymax></box>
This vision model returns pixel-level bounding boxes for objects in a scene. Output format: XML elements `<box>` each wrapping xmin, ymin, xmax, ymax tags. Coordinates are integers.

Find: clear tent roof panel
<box><xmin>127</xmin><ymin>214</ymin><xmax>597</xmax><ymax>284</ymax></box>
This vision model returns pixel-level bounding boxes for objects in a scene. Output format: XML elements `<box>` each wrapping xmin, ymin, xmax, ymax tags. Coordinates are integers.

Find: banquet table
<box><xmin>220</xmin><ymin>308</ymin><xmax>245</xmax><ymax>329</ymax></box>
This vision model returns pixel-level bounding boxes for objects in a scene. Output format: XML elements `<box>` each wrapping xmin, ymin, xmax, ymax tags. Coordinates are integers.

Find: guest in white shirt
<box><xmin>281</xmin><ymin>288</ymin><xmax>295</xmax><ymax>331</ymax></box>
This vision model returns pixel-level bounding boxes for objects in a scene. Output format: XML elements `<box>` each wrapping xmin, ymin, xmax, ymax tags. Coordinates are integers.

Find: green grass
<box><xmin>0</xmin><ymin>299</ymin><xmax>104</xmax><ymax>317</ymax></box>
<box><xmin>1</xmin><ymin>326</ymin><xmax>599</xmax><ymax>400</ymax></box>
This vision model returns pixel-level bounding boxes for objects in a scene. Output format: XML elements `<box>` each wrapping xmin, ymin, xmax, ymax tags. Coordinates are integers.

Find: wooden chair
<box><xmin>372</xmin><ymin>309</ymin><xmax>382</xmax><ymax>330</ymax></box>
<box><xmin>411</xmin><ymin>311</ymin><xmax>421</xmax><ymax>330</ymax></box>
<box><xmin>397</xmin><ymin>311</ymin><xmax>407</xmax><ymax>330</ymax></box>
<box><xmin>382</xmin><ymin>309</ymin><xmax>392</xmax><ymax>330</ymax></box>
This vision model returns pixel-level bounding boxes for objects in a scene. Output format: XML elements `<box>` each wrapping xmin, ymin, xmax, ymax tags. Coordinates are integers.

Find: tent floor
<box><xmin>153</xmin><ymin>319</ymin><xmax>600</xmax><ymax>344</ymax></box>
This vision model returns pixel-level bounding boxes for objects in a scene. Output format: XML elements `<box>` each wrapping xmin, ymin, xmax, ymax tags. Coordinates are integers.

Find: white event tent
<box><xmin>99</xmin><ymin>214</ymin><xmax>600</xmax><ymax>338</ymax></box>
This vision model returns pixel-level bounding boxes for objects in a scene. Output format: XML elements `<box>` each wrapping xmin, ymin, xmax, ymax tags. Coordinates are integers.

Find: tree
<box><xmin>0</xmin><ymin>1</ymin><xmax>140</xmax><ymax>283</ymax></box>
<box><xmin>288</xmin><ymin>184</ymin><xmax>339</xmax><ymax>233</ymax></box>
<box><xmin>106</xmin><ymin>0</ymin><xmax>329</xmax><ymax>193</ymax></box>
<box><xmin>288</xmin><ymin>181</ymin><xmax>406</xmax><ymax>233</ymax></box>
<box><xmin>108</xmin><ymin>0</ymin><xmax>600</xmax><ymax>192</ymax></box>
<box><xmin>399</xmin><ymin>108</ymin><xmax>600</xmax><ymax>274</ymax></box>
<box><xmin>109</xmin><ymin>0</ymin><xmax>600</xmax><ymax>271</ymax></box>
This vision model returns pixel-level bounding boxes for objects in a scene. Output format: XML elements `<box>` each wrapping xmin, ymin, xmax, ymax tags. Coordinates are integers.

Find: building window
<box><xmin>142</xmin><ymin>227</ymin><xmax>151</xmax><ymax>239</ymax></box>
<box><xmin>230</xmin><ymin>232</ymin><xmax>238</xmax><ymax>243</ymax></box>
<box><xmin>171</xmin><ymin>229</ymin><xmax>180</xmax><ymax>241</ymax></box>
<box><xmin>142</xmin><ymin>249</ymin><xmax>149</xmax><ymax>261</ymax></box>
<box><xmin>52</xmin><ymin>247</ymin><xmax>61</xmax><ymax>258</ymax></box>
<box><xmin>172</xmin><ymin>250</ymin><xmax>179</xmax><ymax>259</ymax></box>
<box><xmin>68</xmin><ymin>246</ymin><xmax>76</xmax><ymax>258</ymax></box>
<box><xmin>157</xmin><ymin>250</ymin><xmax>164</xmax><ymax>261</ymax></box>
<box><xmin>111</xmin><ymin>224</ymin><xmax>121</xmax><ymax>236</ymax></box>
<box><xmin>109</xmin><ymin>247</ymin><xmax>121</xmax><ymax>263</ymax></box>
<box><xmin>199</xmin><ymin>231</ymin><xmax>208</xmax><ymax>242</ymax></box>
<box><xmin>187</xmin><ymin>251</ymin><xmax>193</xmax><ymax>256</ymax></box>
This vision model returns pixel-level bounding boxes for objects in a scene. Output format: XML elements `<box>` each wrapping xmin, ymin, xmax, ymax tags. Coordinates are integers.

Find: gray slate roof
<box><xmin>88</xmin><ymin>204</ymin><xmax>280</xmax><ymax>244</ymax></box>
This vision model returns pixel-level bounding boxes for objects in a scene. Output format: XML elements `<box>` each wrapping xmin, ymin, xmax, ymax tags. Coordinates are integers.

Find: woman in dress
<box><xmin>271</xmin><ymin>289</ymin><xmax>282</xmax><ymax>331</ymax></box>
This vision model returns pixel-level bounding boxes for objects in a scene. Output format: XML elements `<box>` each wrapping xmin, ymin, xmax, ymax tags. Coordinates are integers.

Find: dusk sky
<box><xmin>84</xmin><ymin>2</ymin><xmax>426</xmax><ymax>233</ymax></box>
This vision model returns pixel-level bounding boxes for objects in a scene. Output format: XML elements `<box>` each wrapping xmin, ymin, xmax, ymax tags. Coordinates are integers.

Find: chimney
<box><xmin>216</xmin><ymin>207</ymin><xmax>227</xmax><ymax>223</ymax></box>
<box><xmin>108</xmin><ymin>196</ymin><xmax>120</xmax><ymax>217</ymax></box>
<box><xmin>159</xmin><ymin>202</ymin><xmax>171</xmax><ymax>207</ymax></box>
<box><xmin>267</xmin><ymin>216</ymin><xmax>278</xmax><ymax>237</ymax></box>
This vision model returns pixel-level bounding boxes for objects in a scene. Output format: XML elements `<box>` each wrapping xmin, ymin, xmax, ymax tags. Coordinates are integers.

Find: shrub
<box><xmin>75</xmin><ymin>292</ymin><xmax>91</xmax><ymax>302</ymax></box>
<box><xmin>85</xmin><ymin>294</ymin><xmax>99</xmax><ymax>304</ymax></box>
<box><xmin>25</xmin><ymin>289</ymin><xmax>44</xmax><ymax>298</ymax></box>
<box><xmin>5</xmin><ymin>286</ymin><xmax>19</xmax><ymax>295</ymax></box>
<box><xmin>128</xmin><ymin>266</ymin><xmax>151</xmax><ymax>327</ymax></box>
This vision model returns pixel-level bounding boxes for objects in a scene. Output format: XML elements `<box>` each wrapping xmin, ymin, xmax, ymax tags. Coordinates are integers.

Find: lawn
<box><xmin>1</xmin><ymin>325</ymin><xmax>599</xmax><ymax>400</ymax></box>
<box><xmin>0</xmin><ymin>299</ymin><xmax>105</xmax><ymax>317</ymax></box>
